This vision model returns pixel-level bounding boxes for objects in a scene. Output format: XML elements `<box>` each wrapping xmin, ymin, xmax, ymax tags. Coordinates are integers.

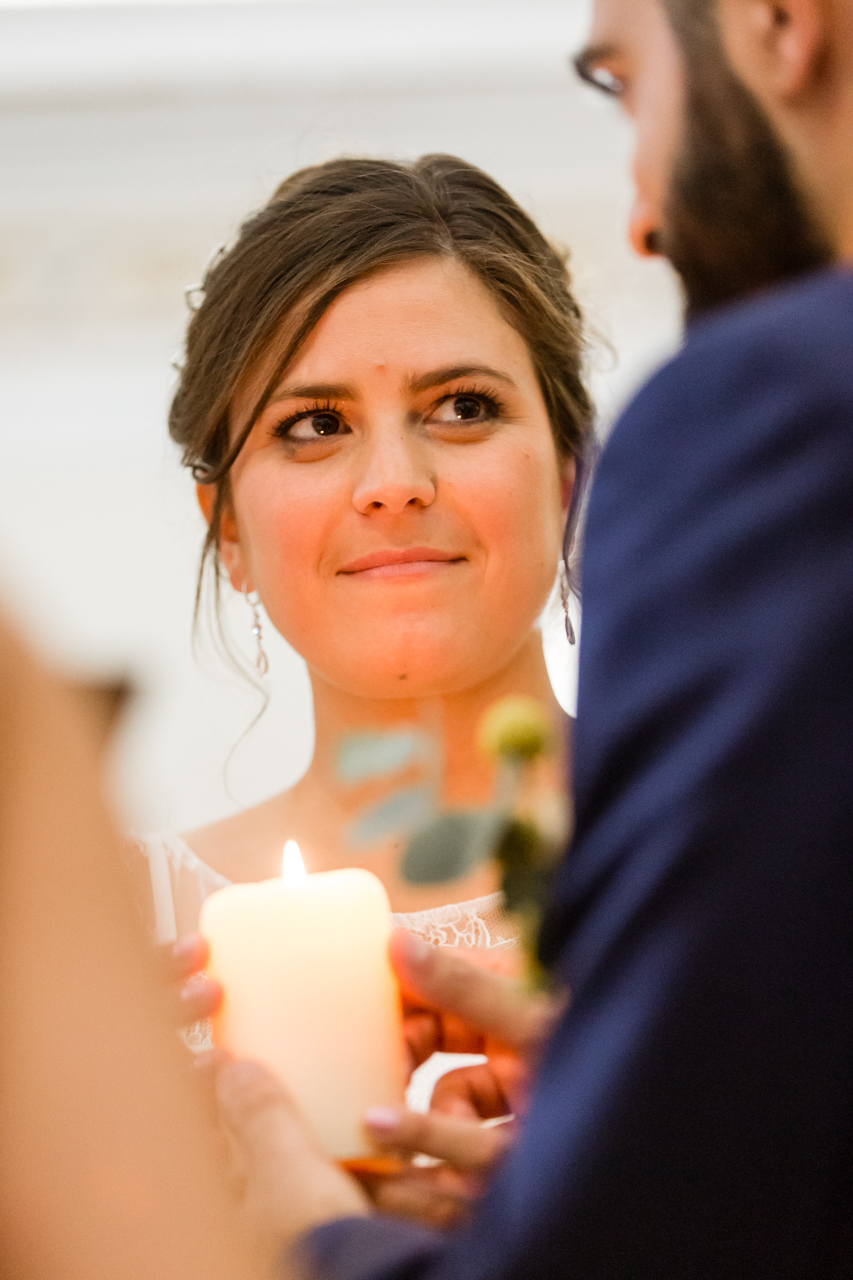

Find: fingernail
<box><xmin>365</xmin><ymin>1106</ymin><xmax>401</xmax><ymax>1133</ymax></box>
<box><xmin>172</xmin><ymin>936</ymin><xmax>197</xmax><ymax>959</ymax></box>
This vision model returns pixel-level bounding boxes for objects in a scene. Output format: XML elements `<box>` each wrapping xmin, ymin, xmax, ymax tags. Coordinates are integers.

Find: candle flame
<box><xmin>281</xmin><ymin>839</ymin><xmax>308</xmax><ymax>885</ymax></box>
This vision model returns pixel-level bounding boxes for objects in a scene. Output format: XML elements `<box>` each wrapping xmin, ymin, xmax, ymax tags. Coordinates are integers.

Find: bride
<box><xmin>139</xmin><ymin>154</ymin><xmax>592</xmax><ymax>952</ymax></box>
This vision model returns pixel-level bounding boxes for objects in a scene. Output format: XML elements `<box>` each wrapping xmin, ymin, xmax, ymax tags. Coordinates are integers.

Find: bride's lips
<box><xmin>337</xmin><ymin>548</ymin><xmax>467</xmax><ymax>580</ymax></box>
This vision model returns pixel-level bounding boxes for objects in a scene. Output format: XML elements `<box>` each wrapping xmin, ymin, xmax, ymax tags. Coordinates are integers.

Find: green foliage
<box><xmin>349</xmin><ymin>785</ymin><xmax>436</xmax><ymax>846</ymax></box>
<box><xmin>401</xmin><ymin>810</ymin><xmax>507</xmax><ymax>884</ymax></box>
<box><xmin>337</xmin><ymin>706</ymin><xmax>562</xmax><ymax>977</ymax></box>
<box><xmin>494</xmin><ymin>818</ymin><xmax>550</xmax><ymax>912</ymax></box>
<box><xmin>335</xmin><ymin>730</ymin><xmax>426</xmax><ymax>784</ymax></box>
<box><xmin>477</xmin><ymin>695</ymin><xmax>554</xmax><ymax>762</ymax></box>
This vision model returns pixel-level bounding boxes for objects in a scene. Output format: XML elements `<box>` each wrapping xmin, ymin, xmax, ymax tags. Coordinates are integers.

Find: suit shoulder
<box><xmin>625</xmin><ymin>267</ymin><xmax>853</xmax><ymax>429</ymax></box>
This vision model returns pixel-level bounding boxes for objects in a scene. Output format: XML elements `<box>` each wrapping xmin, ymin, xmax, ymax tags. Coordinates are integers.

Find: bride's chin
<box><xmin>320</xmin><ymin>638</ymin><xmax>490</xmax><ymax>700</ymax></box>
<box><xmin>330</xmin><ymin>663</ymin><xmax>473</xmax><ymax>700</ymax></box>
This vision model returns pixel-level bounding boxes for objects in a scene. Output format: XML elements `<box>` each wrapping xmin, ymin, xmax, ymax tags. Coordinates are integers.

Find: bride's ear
<box><xmin>196</xmin><ymin>483</ymin><xmax>249</xmax><ymax>592</ymax></box>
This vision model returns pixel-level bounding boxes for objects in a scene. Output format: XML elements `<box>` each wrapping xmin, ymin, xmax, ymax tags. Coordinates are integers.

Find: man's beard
<box><xmin>660</xmin><ymin>0</ymin><xmax>833</xmax><ymax>319</ymax></box>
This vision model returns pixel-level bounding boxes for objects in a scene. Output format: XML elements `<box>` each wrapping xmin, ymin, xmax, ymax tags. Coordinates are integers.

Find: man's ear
<box><xmin>718</xmin><ymin>0</ymin><xmax>827</xmax><ymax>103</ymax></box>
<box><xmin>195</xmin><ymin>483</ymin><xmax>250</xmax><ymax>592</ymax></box>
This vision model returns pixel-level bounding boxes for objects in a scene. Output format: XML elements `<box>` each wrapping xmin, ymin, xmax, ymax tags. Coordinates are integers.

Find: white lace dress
<box><xmin>137</xmin><ymin>831</ymin><xmax>518</xmax><ymax>1108</ymax></box>
<box><xmin>138</xmin><ymin>830</ymin><xmax>519</xmax><ymax>952</ymax></box>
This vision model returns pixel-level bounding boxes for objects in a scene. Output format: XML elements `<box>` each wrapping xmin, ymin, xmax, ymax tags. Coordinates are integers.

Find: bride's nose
<box><xmin>352</xmin><ymin>425</ymin><xmax>437</xmax><ymax>515</ymax></box>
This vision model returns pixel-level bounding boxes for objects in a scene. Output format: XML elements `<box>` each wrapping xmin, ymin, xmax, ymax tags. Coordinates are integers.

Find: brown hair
<box><xmin>169</xmin><ymin>154</ymin><xmax>594</xmax><ymax>612</ymax></box>
<box><xmin>657</xmin><ymin>0</ymin><xmax>830</xmax><ymax>315</ymax></box>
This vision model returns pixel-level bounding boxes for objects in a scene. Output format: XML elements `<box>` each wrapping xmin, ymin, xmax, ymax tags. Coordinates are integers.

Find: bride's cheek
<box><xmin>483</xmin><ymin>469</ymin><xmax>564</xmax><ymax>608</ymax></box>
<box><xmin>473</xmin><ymin>448</ymin><xmax>560</xmax><ymax>547</ymax></box>
<box><xmin>232</xmin><ymin>473</ymin><xmax>329</xmax><ymax>614</ymax></box>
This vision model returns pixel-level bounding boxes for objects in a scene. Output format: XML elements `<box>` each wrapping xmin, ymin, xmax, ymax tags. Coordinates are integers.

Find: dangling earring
<box><xmin>243</xmin><ymin>586</ymin><xmax>269</xmax><ymax>676</ymax></box>
<box><xmin>559</xmin><ymin>562</ymin><xmax>577</xmax><ymax>646</ymax></box>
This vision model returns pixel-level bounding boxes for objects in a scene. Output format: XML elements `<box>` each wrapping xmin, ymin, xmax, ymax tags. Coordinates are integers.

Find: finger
<box><xmin>370</xmin><ymin>1175</ymin><xmax>473</xmax><ymax>1230</ymax></box>
<box><xmin>163</xmin><ymin>934</ymin><xmax>209</xmax><ymax>983</ymax></box>
<box><xmin>429</xmin><ymin>1062</ymin><xmax>513</xmax><ymax>1120</ymax></box>
<box><xmin>193</xmin><ymin>1045</ymin><xmax>230</xmax><ymax>1074</ymax></box>
<box><xmin>365</xmin><ymin>1106</ymin><xmax>510</xmax><ymax>1173</ymax></box>
<box><xmin>402</xmin><ymin>1009</ymin><xmax>444</xmax><ymax>1069</ymax></box>
<box><xmin>215</xmin><ymin>1060</ymin><xmax>322</xmax><ymax>1191</ymax></box>
<box><xmin>216</xmin><ymin>1059</ymin><xmax>301</xmax><ymax>1143</ymax></box>
<box><xmin>159</xmin><ymin>935</ymin><xmax>222</xmax><ymax>1030</ymax></box>
<box><xmin>390</xmin><ymin>929</ymin><xmax>558</xmax><ymax>1053</ymax></box>
<box><xmin>186</xmin><ymin>1049</ymin><xmax>243</xmax><ymax>1181</ymax></box>
<box><xmin>179</xmin><ymin>972</ymin><xmax>223</xmax><ymax>1026</ymax></box>
<box><xmin>215</xmin><ymin>1059</ymin><xmax>368</xmax><ymax>1241</ymax></box>
<box><xmin>192</xmin><ymin>1047</ymin><xmax>230</xmax><ymax>1125</ymax></box>
<box><xmin>193</xmin><ymin>1045</ymin><xmax>230</xmax><ymax>1098</ymax></box>
<box><xmin>216</xmin><ymin>1059</ymin><xmax>340</xmax><ymax>1176</ymax></box>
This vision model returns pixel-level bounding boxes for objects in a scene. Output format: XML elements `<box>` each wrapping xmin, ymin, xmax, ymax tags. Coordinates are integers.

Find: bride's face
<box><xmin>212</xmin><ymin>257</ymin><xmax>572</xmax><ymax>698</ymax></box>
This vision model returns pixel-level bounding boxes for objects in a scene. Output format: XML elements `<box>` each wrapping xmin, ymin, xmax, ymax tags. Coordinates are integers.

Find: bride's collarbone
<box><xmin>181</xmin><ymin>797</ymin><xmax>501</xmax><ymax>910</ymax></box>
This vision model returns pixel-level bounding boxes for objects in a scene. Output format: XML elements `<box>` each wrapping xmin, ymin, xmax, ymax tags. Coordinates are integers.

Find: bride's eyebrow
<box><xmin>267</xmin><ymin>381</ymin><xmax>355</xmax><ymax>406</ymax></box>
<box><xmin>407</xmin><ymin>365</ymin><xmax>517</xmax><ymax>394</ymax></box>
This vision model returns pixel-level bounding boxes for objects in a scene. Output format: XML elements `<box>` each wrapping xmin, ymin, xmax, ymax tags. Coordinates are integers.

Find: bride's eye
<box><xmin>431</xmin><ymin>392</ymin><xmax>500</xmax><ymax>426</ymax></box>
<box><xmin>452</xmin><ymin>396</ymin><xmax>485</xmax><ymax>421</ymax></box>
<box><xmin>275</xmin><ymin>409</ymin><xmax>350</xmax><ymax>441</ymax></box>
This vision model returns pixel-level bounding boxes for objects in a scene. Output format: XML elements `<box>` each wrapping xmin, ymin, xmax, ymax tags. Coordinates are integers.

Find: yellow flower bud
<box><xmin>477</xmin><ymin>695</ymin><xmax>553</xmax><ymax>762</ymax></box>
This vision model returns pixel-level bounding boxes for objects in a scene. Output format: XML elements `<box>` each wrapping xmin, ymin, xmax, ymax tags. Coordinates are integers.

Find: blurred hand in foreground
<box><xmin>215</xmin><ymin>1058</ymin><xmax>370</xmax><ymax>1265</ymax></box>
<box><xmin>391</xmin><ymin>929</ymin><xmax>564</xmax><ymax>1120</ymax></box>
<box><xmin>163</xmin><ymin>926</ymin><xmax>563</xmax><ymax>1104</ymax></box>
<box><xmin>161</xmin><ymin>933</ymin><xmax>222</xmax><ymax>1030</ymax></box>
<box><xmin>354</xmin><ymin>930</ymin><xmax>566</xmax><ymax>1228</ymax></box>
<box><xmin>181</xmin><ymin>927</ymin><xmax>566</xmax><ymax>1240</ymax></box>
<box><xmin>0</xmin><ymin>621</ymin><xmax>265</xmax><ymax>1280</ymax></box>
<box><xmin>358</xmin><ymin>1106</ymin><xmax>512</xmax><ymax>1229</ymax></box>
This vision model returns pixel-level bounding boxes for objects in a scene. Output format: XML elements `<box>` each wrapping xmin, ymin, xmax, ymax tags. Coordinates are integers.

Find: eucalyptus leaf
<box><xmin>336</xmin><ymin>730</ymin><xmax>426</xmax><ymax>784</ymax></box>
<box><xmin>494</xmin><ymin>819</ymin><xmax>546</xmax><ymax>913</ymax></box>
<box><xmin>349</xmin><ymin>786</ymin><xmax>437</xmax><ymax>846</ymax></box>
<box><xmin>402</xmin><ymin>810</ymin><xmax>507</xmax><ymax>885</ymax></box>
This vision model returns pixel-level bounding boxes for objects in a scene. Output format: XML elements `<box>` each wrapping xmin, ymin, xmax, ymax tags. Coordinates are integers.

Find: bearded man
<box><xmin>205</xmin><ymin>2</ymin><xmax>853</xmax><ymax>1275</ymax></box>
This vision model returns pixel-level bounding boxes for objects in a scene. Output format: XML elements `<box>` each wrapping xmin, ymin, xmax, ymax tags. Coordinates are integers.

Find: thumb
<box><xmin>389</xmin><ymin>930</ymin><xmax>561</xmax><ymax>1054</ymax></box>
<box><xmin>216</xmin><ymin>1059</ymin><xmax>310</xmax><ymax>1159</ymax></box>
<box><xmin>214</xmin><ymin>1060</ymin><xmax>369</xmax><ymax>1252</ymax></box>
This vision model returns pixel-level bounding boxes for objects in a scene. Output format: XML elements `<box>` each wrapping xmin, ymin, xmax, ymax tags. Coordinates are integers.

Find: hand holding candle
<box><xmin>200</xmin><ymin>842</ymin><xmax>408</xmax><ymax>1162</ymax></box>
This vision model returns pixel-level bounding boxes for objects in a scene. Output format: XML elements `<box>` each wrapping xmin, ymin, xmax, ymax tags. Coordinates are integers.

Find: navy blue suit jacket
<box><xmin>307</xmin><ymin>268</ymin><xmax>853</xmax><ymax>1279</ymax></box>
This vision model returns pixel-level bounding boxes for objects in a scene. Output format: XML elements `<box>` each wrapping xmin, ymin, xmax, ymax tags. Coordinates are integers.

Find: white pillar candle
<box><xmin>200</xmin><ymin>843</ymin><xmax>408</xmax><ymax>1162</ymax></box>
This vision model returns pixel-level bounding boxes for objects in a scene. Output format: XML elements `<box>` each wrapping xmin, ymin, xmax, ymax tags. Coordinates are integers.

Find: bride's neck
<box><xmin>299</xmin><ymin>631</ymin><xmax>562</xmax><ymax>809</ymax></box>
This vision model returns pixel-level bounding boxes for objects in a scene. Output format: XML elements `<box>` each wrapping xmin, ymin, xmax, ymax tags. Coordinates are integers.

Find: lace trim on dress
<box><xmin>132</xmin><ymin>830</ymin><xmax>229</xmax><ymax>945</ymax></box>
<box><xmin>391</xmin><ymin>893</ymin><xmax>517</xmax><ymax>950</ymax></box>
<box><xmin>136</xmin><ymin>830</ymin><xmax>518</xmax><ymax>950</ymax></box>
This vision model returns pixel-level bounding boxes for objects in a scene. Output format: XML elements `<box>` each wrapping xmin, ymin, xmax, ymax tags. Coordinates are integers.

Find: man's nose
<box><xmin>628</xmin><ymin>194</ymin><xmax>664</xmax><ymax>258</ymax></box>
<box><xmin>351</xmin><ymin>428</ymin><xmax>437</xmax><ymax>515</ymax></box>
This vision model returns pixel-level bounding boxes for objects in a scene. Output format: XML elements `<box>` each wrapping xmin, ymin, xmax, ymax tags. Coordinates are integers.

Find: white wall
<box><xmin>0</xmin><ymin>0</ymin><xmax>682</xmax><ymax>830</ymax></box>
